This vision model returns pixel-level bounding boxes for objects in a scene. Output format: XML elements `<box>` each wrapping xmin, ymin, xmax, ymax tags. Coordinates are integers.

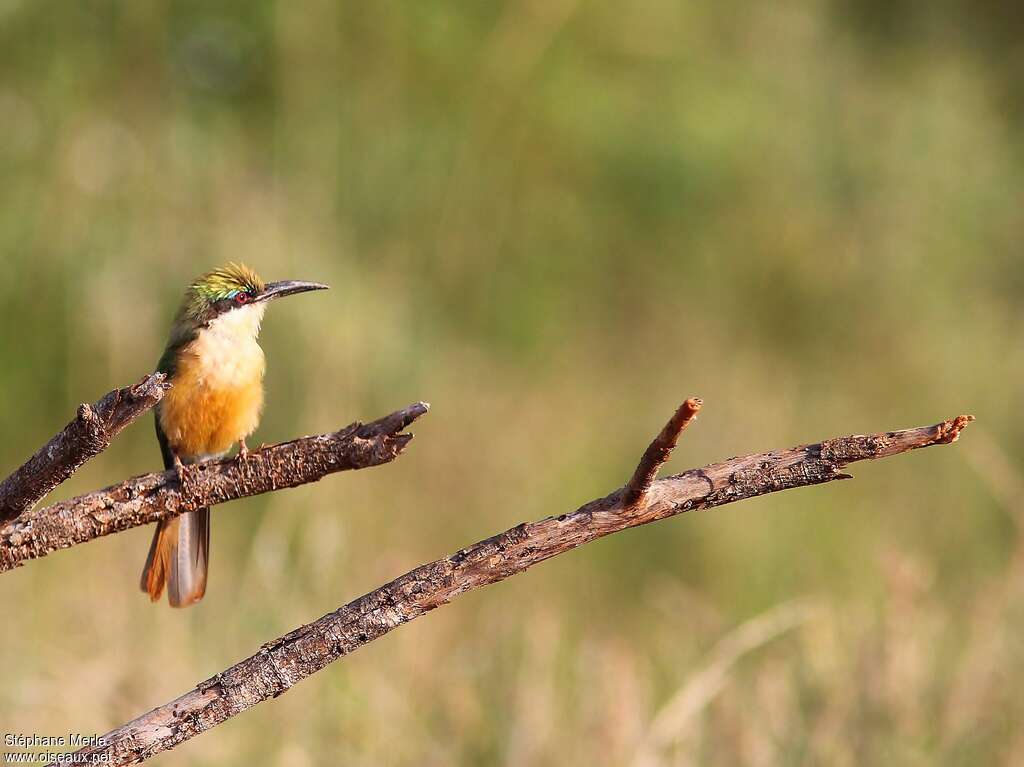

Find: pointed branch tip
<box><xmin>358</xmin><ymin>402</ymin><xmax>431</xmax><ymax>438</ymax></box>
<box><xmin>937</xmin><ymin>414</ymin><xmax>974</xmax><ymax>444</ymax></box>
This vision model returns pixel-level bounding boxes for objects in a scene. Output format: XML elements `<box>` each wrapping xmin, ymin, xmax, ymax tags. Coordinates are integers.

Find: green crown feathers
<box><xmin>179</xmin><ymin>263</ymin><xmax>266</xmax><ymax>322</ymax></box>
<box><xmin>193</xmin><ymin>263</ymin><xmax>265</xmax><ymax>300</ymax></box>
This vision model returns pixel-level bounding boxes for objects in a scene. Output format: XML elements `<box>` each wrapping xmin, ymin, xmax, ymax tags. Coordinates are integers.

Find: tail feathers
<box><xmin>140</xmin><ymin>509</ymin><xmax>210</xmax><ymax>607</ymax></box>
<box><xmin>140</xmin><ymin>517</ymin><xmax>174</xmax><ymax>601</ymax></box>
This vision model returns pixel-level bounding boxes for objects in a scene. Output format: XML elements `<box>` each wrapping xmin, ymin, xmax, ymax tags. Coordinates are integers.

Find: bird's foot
<box><xmin>238</xmin><ymin>439</ymin><xmax>250</xmax><ymax>460</ymax></box>
<box><xmin>172</xmin><ymin>454</ymin><xmax>189</xmax><ymax>486</ymax></box>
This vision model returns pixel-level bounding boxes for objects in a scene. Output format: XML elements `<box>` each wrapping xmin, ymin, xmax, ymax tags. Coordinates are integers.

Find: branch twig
<box><xmin>62</xmin><ymin>403</ymin><xmax>973</xmax><ymax>766</ymax></box>
<box><xmin>624</xmin><ymin>397</ymin><xmax>702</xmax><ymax>506</ymax></box>
<box><xmin>0</xmin><ymin>402</ymin><xmax>430</xmax><ymax>574</ymax></box>
<box><xmin>0</xmin><ymin>374</ymin><xmax>170</xmax><ymax>522</ymax></box>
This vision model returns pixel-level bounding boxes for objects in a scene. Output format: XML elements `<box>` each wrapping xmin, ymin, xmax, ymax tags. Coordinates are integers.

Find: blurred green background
<box><xmin>1</xmin><ymin>1</ymin><xmax>1022</xmax><ymax>765</ymax></box>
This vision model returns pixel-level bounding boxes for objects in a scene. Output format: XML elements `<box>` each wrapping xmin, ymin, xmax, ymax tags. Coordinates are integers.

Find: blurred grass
<box><xmin>1</xmin><ymin>1</ymin><xmax>1023</xmax><ymax>765</ymax></box>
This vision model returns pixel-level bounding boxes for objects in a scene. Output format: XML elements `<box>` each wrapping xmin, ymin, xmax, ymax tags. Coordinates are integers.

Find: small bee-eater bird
<box><xmin>141</xmin><ymin>263</ymin><xmax>328</xmax><ymax>607</ymax></box>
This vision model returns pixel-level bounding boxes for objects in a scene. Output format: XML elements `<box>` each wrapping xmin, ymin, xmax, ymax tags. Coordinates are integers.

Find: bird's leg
<box><xmin>172</xmin><ymin>452</ymin><xmax>188</xmax><ymax>485</ymax></box>
<box><xmin>238</xmin><ymin>438</ymin><xmax>250</xmax><ymax>460</ymax></box>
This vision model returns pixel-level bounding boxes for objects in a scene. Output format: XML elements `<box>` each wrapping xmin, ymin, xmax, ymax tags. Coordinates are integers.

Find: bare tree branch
<box><xmin>61</xmin><ymin>404</ymin><xmax>973</xmax><ymax>766</ymax></box>
<box><xmin>0</xmin><ymin>374</ymin><xmax>170</xmax><ymax>522</ymax></box>
<box><xmin>0</xmin><ymin>402</ymin><xmax>430</xmax><ymax>574</ymax></box>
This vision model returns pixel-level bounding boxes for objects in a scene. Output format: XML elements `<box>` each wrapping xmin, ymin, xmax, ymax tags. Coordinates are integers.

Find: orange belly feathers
<box><xmin>157</xmin><ymin>334</ymin><xmax>265</xmax><ymax>458</ymax></box>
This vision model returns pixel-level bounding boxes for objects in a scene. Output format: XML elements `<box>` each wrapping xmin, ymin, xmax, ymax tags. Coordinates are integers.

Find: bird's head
<box><xmin>170</xmin><ymin>263</ymin><xmax>328</xmax><ymax>342</ymax></box>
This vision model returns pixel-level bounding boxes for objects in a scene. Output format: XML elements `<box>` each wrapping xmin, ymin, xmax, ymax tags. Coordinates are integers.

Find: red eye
<box><xmin>235</xmin><ymin>292</ymin><xmax>251</xmax><ymax>305</ymax></box>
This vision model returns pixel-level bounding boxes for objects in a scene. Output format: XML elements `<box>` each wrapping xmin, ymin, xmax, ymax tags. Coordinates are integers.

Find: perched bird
<box><xmin>141</xmin><ymin>263</ymin><xmax>328</xmax><ymax>607</ymax></box>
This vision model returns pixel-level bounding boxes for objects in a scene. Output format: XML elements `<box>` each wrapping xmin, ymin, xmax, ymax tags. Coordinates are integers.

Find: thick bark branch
<box><xmin>0</xmin><ymin>403</ymin><xmax>430</xmax><ymax>574</ymax></box>
<box><xmin>0</xmin><ymin>374</ymin><xmax>170</xmax><ymax>522</ymax></box>
<box><xmin>62</xmin><ymin>405</ymin><xmax>972</xmax><ymax>766</ymax></box>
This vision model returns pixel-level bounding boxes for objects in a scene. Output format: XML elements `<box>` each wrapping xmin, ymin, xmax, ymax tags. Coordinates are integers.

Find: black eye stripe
<box><xmin>209</xmin><ymin>290</ymin><xmax>255</xmax><ymax>317</ymax></box>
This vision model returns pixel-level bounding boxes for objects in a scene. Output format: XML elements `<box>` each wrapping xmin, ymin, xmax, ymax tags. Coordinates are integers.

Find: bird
<box><xmin>140</xmin><ymin>263</ymin><xmax>328</xmax><ymax>607</ymax></box>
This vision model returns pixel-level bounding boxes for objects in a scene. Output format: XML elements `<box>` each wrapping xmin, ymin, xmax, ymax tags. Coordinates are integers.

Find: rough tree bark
<box><xmin>0</xmin><ymin>373</ymin><xmax>169</xmax><ymax>522</ymax></box>
<box><xmin>59</xmin><ymin>403</ymin><xmax>973</xmax><ymax>766</ymax></box>
<box><xmin>0</xmin><ymin>402</ymin><xmax>430</xmax><ymax>574</ymax></box>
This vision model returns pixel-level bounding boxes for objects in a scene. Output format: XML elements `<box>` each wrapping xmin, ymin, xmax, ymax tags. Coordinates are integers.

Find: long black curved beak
<box><xmin>255</xmin><ymin>280</ymin><xmax>330</xmax><ymax>303</ymax></box>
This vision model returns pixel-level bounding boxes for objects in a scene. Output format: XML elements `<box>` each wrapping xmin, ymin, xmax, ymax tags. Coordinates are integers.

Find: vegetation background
<box><xmin>1</xmin><ymin>2</ymin><xmax>1021</xmax><ymax>765</ymax></box>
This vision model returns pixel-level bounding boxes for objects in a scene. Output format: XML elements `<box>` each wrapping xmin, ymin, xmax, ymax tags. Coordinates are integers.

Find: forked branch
<box><xmin>61</xmin><ymin>402</ymin><xmax>973</xmax><ymax>766</ymax></box>
<box><xmin>0</xmin><ymin>403</ymin><xmax>430</xmax><ymax>574</ymax></box>
<box><xmin>0</xmin><ymin>373</ymin><xmax>170</xmax><ymax>522</ymax></box>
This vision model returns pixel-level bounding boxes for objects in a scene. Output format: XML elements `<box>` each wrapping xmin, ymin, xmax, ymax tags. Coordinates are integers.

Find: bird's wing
<box><xmin>155</xmin><ymin>415</ymin><xmax>175</xmax><ymax>471</ymax></box>
<box><xmin>154</xmin><ymin>339</ymin><xmax>183</xmax><ymax>471</ymax></box>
